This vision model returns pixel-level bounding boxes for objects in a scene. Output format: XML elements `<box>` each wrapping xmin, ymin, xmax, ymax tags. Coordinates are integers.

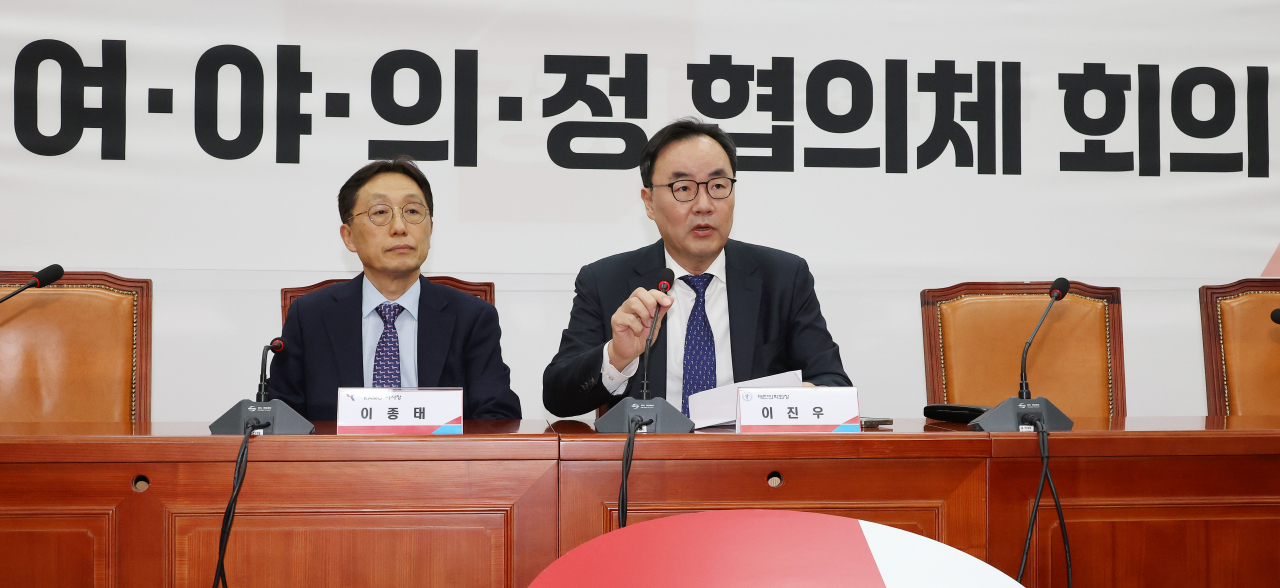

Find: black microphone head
<box><xmin>31</xmin><ymin>264</ymin><xmax>64</xmax><ymax>288</ymax></box>
<box><xmin>1049</xmin><ymin>277</ymin><xmax>1070</xmax><ymax>300</ymax></box>
<box><xmin>1271</xmin><ymin>309</ymin><xmax>1280</xmax><ymax>325</ymax></box>
<box><xmin>657</xmin><ymin>268</ymin><xmax>676</xmax><ymax>293</ymax></box>
<box><xmin>269</xmin><ymin>337</ymin><xmax>285</xmax><ymax>353</ymax></box>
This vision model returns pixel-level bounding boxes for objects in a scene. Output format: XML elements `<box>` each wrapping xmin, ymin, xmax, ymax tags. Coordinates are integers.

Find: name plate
<box><xmin>736</xmin><ymin>387</ymin><xmax>861</xmax><ymax>433</ymax></box>
<box><xmin>336</xmin><ymin>388</ymin><xmax>463</xmax><ymax>435</ymax></box>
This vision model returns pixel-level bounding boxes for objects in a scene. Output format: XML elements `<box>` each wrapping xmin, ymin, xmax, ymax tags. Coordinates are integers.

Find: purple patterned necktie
<box><xmin>373</xmin><ymin>302</ymin><xmax>405</xmax><ymax>388</ymax></box>
<box><xmin>680</xmin><ymin>273</ymin><xmax>716</xmax><ymax>416</ymax></box>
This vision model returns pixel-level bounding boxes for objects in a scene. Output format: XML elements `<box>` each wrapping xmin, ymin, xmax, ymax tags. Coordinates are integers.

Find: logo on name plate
<box><xmin>742</xmin><ymin>392</ymin><xmax>752</xmax><ymax>401</ymax></box>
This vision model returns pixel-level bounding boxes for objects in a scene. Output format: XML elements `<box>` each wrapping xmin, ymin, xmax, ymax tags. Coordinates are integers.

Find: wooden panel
<box><xmin>0</xmin><ymin>420</ymin><xmax>558</xmax><ymax>463</ymax></box>
<box><xmin>989</xmin><ymin>455</ymin><xmax>1280</xmax><ymax>587</ymax></box>
<box><xmin>559</xmin><ymin>458</ymin><xmax>988</xmax><ymax>560</ymax></box>
<box><xmin>554</xmin><ymin>423</ymin><xmax>991</xmax><ymax>460</ymax></box>
<box><xmin>0</xmin><ymin>510</ymin><xmax>112</xmax><ymax>588</ymax></box>
<box><xmin>173</xmin><ymin>512</ymin><xmax>500</xmax><ymax>588</ymax></box>
<box><xmin>153</xmin><ymin>460</ymin><xmax>558</xmax><ymax>588</ymax></box>
<box><xmin>991</xmin><ymin>429</ymin><xmax>1280</xmax><ymax>458</ymax></box>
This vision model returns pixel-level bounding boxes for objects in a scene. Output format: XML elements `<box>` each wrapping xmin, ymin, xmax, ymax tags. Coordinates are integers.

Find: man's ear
<box><xmin>339</xmin><ymin>223</ymin><xmax>358</xmax><ymax>253</ymax></box>
<box><xmin>640</xmin><ymin>187</ymin><xmax>656</xmax><ymax>220</ymax></box>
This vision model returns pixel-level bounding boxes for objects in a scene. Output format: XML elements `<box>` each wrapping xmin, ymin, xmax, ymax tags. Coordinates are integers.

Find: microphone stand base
<box><xmin>967</xmin><ymin>396</ymin><xmax>1073</xmax><ymax>432</ymax></box>
<box><xmin>595</xmin><ymin>396</ymin><xmax>694</xmax><ymax>434</ymax></box>
<box><xmin>209</xmin><ymin>399</ymin><xmax>315</xmax><ymax>435</ymax></box>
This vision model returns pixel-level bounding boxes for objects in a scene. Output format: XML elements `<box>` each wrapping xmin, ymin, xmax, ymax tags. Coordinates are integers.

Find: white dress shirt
<box><xmin>361</xmin><ymin>276</ymin><xmax>420</xmax><ymax>388</ymax></box>
<box><xmin>601</xmin><ymin>248</ymin><xmax>735</xmax><ymax>412</ymax></box>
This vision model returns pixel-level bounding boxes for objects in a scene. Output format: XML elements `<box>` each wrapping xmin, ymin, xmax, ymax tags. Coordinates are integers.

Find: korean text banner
<box><xmin>1</xmin><ymin>0</ymin><xmax>1276</xmax><ymax>421</ymax></box>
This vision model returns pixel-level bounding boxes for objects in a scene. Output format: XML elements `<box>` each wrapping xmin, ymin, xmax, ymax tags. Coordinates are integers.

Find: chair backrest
<box><xmin>281</xmin><ymin>276</ymin><xmax>496</xmax><ymax>323</ymax></box>
<box><xmin>920</xmin><ymin>281</ymin><xmax>1126</xmax><ymax>423</ymax></box>
<box><xmin>1199</xmin><ymin>279</ymin><xmax>1280</xmax><ymax>416</ymax></box>
<box><xmin>0</xmin><ymin>271</ymin><xmax>152</xmax><ymax>433</ymax></box>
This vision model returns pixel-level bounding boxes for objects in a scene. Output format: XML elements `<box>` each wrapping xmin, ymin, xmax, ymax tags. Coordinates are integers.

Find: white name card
<box><xmin>336</xmin><ymin>388</ymin><xmax>463</xmax><ymax>435</ymax></box>
<box><xmin>736</xmin><ymin>387</ymin><xmax>861</xmax><ymax>433</ymax></box>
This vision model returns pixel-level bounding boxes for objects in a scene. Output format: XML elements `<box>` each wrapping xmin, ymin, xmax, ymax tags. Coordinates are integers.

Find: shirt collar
<box><xmin>663</xmin><ymin>246</ymin><xmax>727</xmax><ymax>285</ymax></box>
<box><xmin>361</xmin><ymin>275</ymin><xmax>420</xmax><ymax>319</ymax></box>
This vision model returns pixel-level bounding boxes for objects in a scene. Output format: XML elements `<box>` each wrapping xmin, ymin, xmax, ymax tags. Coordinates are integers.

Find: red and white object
<box><xmin>737</xmin><ymin>386</ymin><xmax>861</xmax><ymax>433</ymax></box>
<box><xmin>532</xmin><ymin>510</ymin><xmax>1020</xmax><ymax>587</ymax></box>
<box><xmin>336</xmin><ymin>388</ymin><xmax>462</xmax><ymax>434</ymax></box>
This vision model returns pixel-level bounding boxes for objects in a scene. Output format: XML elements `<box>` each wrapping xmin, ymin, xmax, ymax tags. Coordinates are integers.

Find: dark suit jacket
<box><xmin>542</xmin><ymin>239</ymin><xmax>850</xmax><ymax>418</ymax></box>
<box><xmin>268</xmin><ymin>274</ymin><xmax>522</xmax><ymax>421</ymax></box>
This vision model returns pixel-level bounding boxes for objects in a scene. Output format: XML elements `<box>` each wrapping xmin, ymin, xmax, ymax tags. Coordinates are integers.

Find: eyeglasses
<box><xmin>350</xmin><ymin>203</ymin><xmax>429</xmax><ymax>226</ymax></box>
<box><xmin>650</xmin><ymin>177</ymin><xmax>736</xmax><ymax>202</ymax></box>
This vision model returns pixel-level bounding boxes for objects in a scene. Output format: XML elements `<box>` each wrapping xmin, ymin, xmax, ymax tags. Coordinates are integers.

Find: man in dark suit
<box><xmin>269</xmin><ymin>156</ymin><xmax>521</xmax><ymax>421</ymax></box>
<box><xmin>543</xmin><ymin>119</ymin><xmax>849</xmax><ymax>418</ymax></box>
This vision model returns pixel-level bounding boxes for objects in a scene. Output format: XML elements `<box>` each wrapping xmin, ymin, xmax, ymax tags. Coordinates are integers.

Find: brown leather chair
<box><xmin>920</xmin><ymin>281</ymin><xmax>1126</xmax><ymax>426</ymax></box>
<box><xmin>1199</xmin><ymin>279</ymin><xmax>1280</xmax><ymax>416</ymax></box>
<box><xmin>281</xmin><ymin>276</ymin><xmax>495</xmax><ymax>323</ymax></box>
<box><xmin>0</xmin><ymin>271</ymin><xmax>152</xmax><ymax>433</ymax></box>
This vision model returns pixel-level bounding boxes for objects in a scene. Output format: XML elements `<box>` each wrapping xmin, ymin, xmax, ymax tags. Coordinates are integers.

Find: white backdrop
<box><xmin>2</xmin><ymin>0</ymin><xmax>1277</xmax><ymax>423</ymax></box>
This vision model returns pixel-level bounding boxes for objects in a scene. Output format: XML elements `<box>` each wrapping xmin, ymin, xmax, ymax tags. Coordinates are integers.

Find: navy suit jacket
<box><xmin>268</xmin><ymin>275</ymin><xmax>522</xmax><ymax>421</ymax></box>
<box><xmin>542</xmin><ymin>239</ymin><xmax>850</xmax><ymax>418</ymax></box>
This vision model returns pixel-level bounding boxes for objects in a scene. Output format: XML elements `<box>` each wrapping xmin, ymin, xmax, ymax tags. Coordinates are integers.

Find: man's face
<box><xmin>339</xmin><ymin>172</ymin><xmax>432</xmax><ymax>278</ymax></box>
<box><xmin>641</xmin><ymin>135</ymin><xmax>735</xmax><ymax>271</ymax></box>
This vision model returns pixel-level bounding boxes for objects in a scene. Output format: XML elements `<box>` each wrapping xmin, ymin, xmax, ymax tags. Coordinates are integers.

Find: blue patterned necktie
<box><xmin>373</xmin><ymin>302</ymin><xmax>405</xmax><ymax>388</ymax></box>
<box><xmin>680</xmin><ymin>273</ymin><xmax>716</xmax><ymax>416</ymax></box>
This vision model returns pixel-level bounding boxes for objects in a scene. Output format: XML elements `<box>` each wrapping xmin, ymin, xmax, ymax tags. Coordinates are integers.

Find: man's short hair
<box><xmin>638</xmin><ymin>117</ymin><xmax>738</xmax><ymax>187</ymax></box>
<box><xmin>337</xmin><ymin>155</ymin><xmax>434</xmax><ymax>224</ymax></box>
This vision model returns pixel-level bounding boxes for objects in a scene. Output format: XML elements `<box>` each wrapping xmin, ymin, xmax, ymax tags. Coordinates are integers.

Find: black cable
<box><xmin>1015</xmin><ymin>420</ymin><xmax>1072</xmax><ymax>588</ymax></box>
<box><xmin>1039</xmin><ymin>422</ymin><xmax>1073</xmax><ymax>588</ymax></box>
<box><xmin>617</xmin><ymin>415</ymin><xmax>652</xmax><ymax>529</ymax></box>
<box><xmin>212</xmin><ymin>418</ymin><xmax>268</xmax><ymax>588</ymax></box>
<box><xmin>1016</xmin><ymin>433</ymin><xmax>1050</xmax><ymax>582</ymax></box>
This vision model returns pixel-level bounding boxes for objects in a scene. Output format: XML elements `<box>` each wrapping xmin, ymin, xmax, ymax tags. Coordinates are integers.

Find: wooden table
<box><xmin>554</xmin><ymin>416</ymin><xmax>1280</xmax><ymax>588</ymax></box>
<box><xmin>0</xmin><ymin>420</ymin><xmax>559</xmax><ymax>588</ymax></box>
<box><xmin>4</xmin><ymin>417</ymin><xmax>1279</xmax><ymax>587</ymax></box>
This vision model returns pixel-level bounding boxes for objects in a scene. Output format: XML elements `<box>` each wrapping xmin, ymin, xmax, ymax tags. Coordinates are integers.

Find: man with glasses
<box><xmin>543</xmin><ymin>118</ymin><xmax>850</xmax><ymax>418</ymax></box>
<box><xmin>268</xmin><ymin>156</ymin><xmax>522</xmax><ymax>421</ymax></box>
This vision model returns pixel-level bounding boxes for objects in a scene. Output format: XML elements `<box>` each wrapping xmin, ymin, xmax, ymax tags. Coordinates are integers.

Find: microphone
<box><xmin>0</xmin><ymin>264</ymin><xmax>65</xmax><ymax>305</ymax></box>
<box><xmin>256</xmin><ymin>337</ymin><xmax>286</xmax><ymax>402</ymax></box>
<box><xmin>1271</xmin><ymin>309</ymin><xmax>1280</xmax><ymax>325</ymax></box>
<box><xmin>1019</xmin><ymin>278</ymin><xmax>1070</xmax><ymax>400</ymax></box>
<box><xmin>640</xmin><ymin>268</ymin><xmax>676</xmax><ymax>400</ymax></box>
<box><xmin>30</xmin><ymin>264</ymin><xmax>64</xmax><ymax>288</ymax></box>
<box><xmin>968</xmin><ymin>278</ymin><xmax>1074</xmax><ymax>433</ymax></box>
<box><xmin>209</xmin><ymin>337</ymin><xmax>313</xmax><ymax>435</ymax></box>
<box><xmin>595</xmin><ymin>268</ymin><xmax>694</xmax><ymax>434</ymax></box>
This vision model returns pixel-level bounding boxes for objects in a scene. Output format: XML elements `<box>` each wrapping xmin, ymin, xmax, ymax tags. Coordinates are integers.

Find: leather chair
<box><xmin>0</xmin><ymin>271</ymin><xmax>152</xmax><ymax>433</ymax></box>
<box><xmin>281</xmin><ymin>276</ymin><xmax>495</xmax><ymax>323</ymax></box>
<box><xmin>1199</xmin><ymin>279</ymin><xmax>1280</xmax><ymax>416</ymax></box>
<box><xmin>920</xmin><ymin>281</ymin><xmax>1126</xmax><ymax>426</ymax></box>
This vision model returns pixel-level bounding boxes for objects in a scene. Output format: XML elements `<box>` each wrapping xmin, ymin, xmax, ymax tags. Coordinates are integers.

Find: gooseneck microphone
<box><xmin>639</xmin><ymin>269</ymin><xmax>676</xmax><ymax>400</ymax></box>
<box><xmin>0</xmin><ymin>264</ymin><xmax>64</xmax><ymax>305</ymax></box>
<box><xmin>595</xmin><ymin>269</ymin><xmax>694</xmax><ymax>434</ymax></box>
<box><xmin>1019</xmin><ymin>278</ymin><xmax>1071</xmax><ymax>399</ymax></box>
<box><xmin>209</xmin><ymin>337</ymin><xmax>313</xmax><ymax>436</ymax></box>
<box><xmin>256</xmin><ymin>337</ymin><xmax>286</xmax><ymax>402</ymax></box>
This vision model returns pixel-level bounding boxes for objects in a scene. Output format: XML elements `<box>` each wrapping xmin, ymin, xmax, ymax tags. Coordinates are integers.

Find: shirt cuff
<box><xmin>601</xmin><ymin>341</ymin><xmax>639</xmax><ymax>395</ymax></box>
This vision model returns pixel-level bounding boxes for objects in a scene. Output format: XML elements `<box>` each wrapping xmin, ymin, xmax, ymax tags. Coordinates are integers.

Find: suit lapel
<box><xmin>322</xmin><ymin>276</ymin><xmax>366</xmax><ymax>388</ymax></box>
<box><xmin>725</xmin><ymin>240</ymin><xmax>762</xmax><ymax>381</ymax></box>
<box><xmin>416</xmin><ymin>278</ymin><xmax>454</xmax><ymax>387</ymax></box>
<box><xmin>628</xmin><ymin>240</ymin><xmax>669</xmax><ymax>400</ymax></box>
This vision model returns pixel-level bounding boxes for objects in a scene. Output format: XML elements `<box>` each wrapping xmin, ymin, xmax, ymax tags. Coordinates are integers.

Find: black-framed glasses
<box><xmin>351</xmin><ymin>203</ymin><xmax>429</xmax><ymax>226</ymax></box>
<box><xmin>650</xmin><ymin>177</ymin><xmax>736</xmax><ymax>202</ymax></box>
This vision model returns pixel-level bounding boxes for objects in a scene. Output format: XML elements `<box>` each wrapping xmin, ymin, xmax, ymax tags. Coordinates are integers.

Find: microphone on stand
<box><xmin>0</xmin><ymin>264</ymin><xmax>64</xmax><ymax>305</ymax></box>
<box><xmin>209</xmin><ymin>337</ymin><xmax>314</xmax><ymax>435</ymax></box>
<box><xmin>967</xmin><ymin>278</ymin><xmax>1074</xmax><ymax>432</ymax></box>
<box><xmin>596</xmin><ymin>268</ymin><xmax>694</xmax><ymax>434</ymax></box>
